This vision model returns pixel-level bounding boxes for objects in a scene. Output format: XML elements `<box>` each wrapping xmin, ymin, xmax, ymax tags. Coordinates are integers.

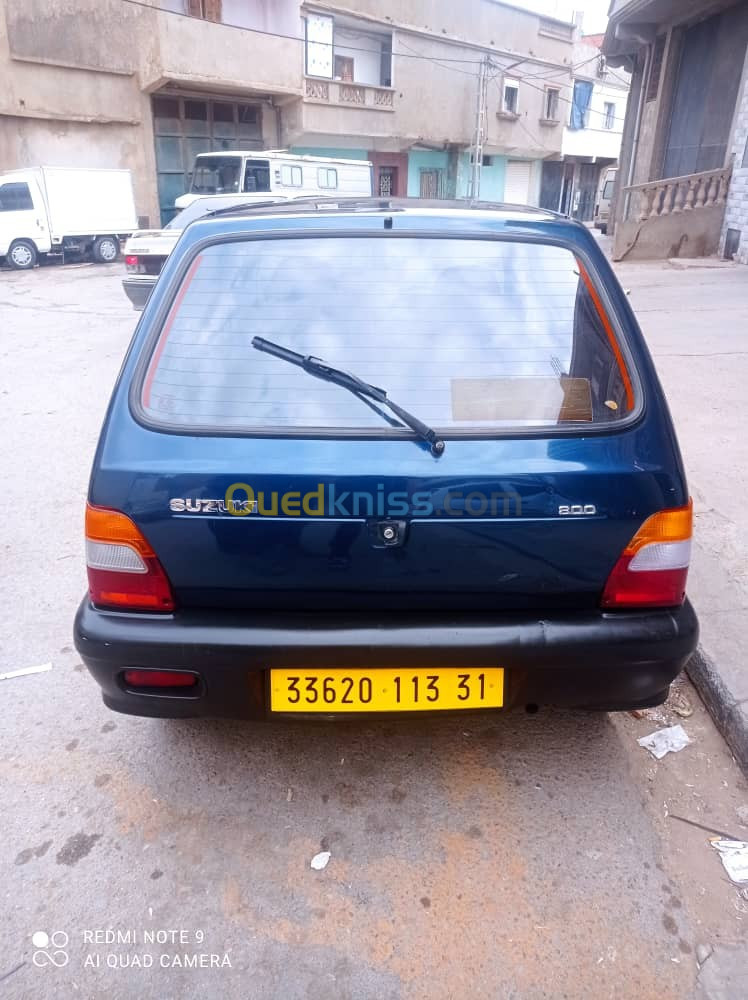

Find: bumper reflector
<box><xmin>123</xmin><ymin>669</ymin><xmax>198</xmax><ymax>688</ymax></box>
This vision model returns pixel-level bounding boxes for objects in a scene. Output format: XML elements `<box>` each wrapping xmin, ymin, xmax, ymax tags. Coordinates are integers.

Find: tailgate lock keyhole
<box><xmin>369</xmin><ymin>519</ymin><xmax>408</xmax><ymax>548</ymax></box>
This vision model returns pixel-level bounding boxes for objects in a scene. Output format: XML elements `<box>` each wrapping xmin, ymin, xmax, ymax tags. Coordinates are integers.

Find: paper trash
<box><xmin>710</xmin><ymin>840</ymin><xmax>748</xmax><ymax>884</ymax></box>
<box><xmin>310</xmin><ymin>851</ymin><xmax>331</xmax><ymax>871</ymax></box>
<box><xmin>637</xmin><ymin>724</ymin><xmax>690</xmax><ymax>760</ymax></box>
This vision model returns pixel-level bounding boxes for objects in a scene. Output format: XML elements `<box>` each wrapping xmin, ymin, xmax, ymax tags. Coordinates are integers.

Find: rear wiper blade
<box><xmin>252</xmin><ymin>337</ymin><xmax>445</xmax><ymax>456</ymax></box>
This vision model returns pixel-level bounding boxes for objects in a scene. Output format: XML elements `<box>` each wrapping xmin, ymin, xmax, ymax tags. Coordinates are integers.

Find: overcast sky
<box><xmin>507</xmin><ymin>0</ymin><xmax>610</xmax><ymax>33</ymax></box>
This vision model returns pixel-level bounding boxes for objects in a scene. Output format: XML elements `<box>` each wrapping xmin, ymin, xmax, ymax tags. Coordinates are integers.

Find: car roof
<box><xmin>174</xmin><ymin>196</ymin><xmax>588</xmax><ymax>248</ymax></box>
<box><xmin>204</xmin><ymin>196</ymin><xmax>561</xmax><ymax>222</ymax></box>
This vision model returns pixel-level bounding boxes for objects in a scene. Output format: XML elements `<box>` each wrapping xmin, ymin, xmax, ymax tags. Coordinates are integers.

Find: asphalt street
<box><xmin>1</xmin><ymin>261</ymin><xmax>747</xmax><ymax>1000</ymax></box>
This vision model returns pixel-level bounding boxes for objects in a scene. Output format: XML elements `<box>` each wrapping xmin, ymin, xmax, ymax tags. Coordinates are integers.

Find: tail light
<box><xmin>85</xmin><ymin>503</ymin><xmax>175</xmax><ymax>611</ymax></box>
<box><xmin>601</xmin><ymin>500</ymin><xmax>692</xmax><ymax>609</ymax></box>
<box><xmin>125</xmin><ymin>255</ymin><xmax>139</xmax><ymax>272</ymax></box>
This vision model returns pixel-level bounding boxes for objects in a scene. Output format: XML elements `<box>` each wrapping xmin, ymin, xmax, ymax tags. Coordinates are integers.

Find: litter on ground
<box><xmin>710</xmin><ymin>839</ymin><xmax>748</xmax><ymax>884</ymax></box>
<box><xmin>310</xmin><ymin>851</ymin><xmax>331</xmax><ymax>871</ymax></box>
<box><xmin>637</xmin><ymin>724</ymin><xmax>690</xmax><ymax>759</ymax></box>
<box><xmin>0</xmin><ymin>662</ymin><xmax>52</xmax><ymax>682</ymax></box>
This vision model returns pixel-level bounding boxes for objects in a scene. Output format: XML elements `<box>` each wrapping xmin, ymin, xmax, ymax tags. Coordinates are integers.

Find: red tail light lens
<box><xmin>85</xmin><ymin>504</ymin><xmax>175</xmax><ymax>611</ymax></box>
<box><xmin>601</xmin><ymin>501</ymin><xmax>692</xmax><ymax>609</ymax></box>
<box><xmin>123</xmin><ymin>669</ymin><xmax>197</xmax><ymax>688</ymax></box>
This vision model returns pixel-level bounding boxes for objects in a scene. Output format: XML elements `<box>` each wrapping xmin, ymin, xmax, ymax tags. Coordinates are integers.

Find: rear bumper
<box><xmin>122</xmin><ymin>275</ymin><xmax>156</xmax><ymax>311</ymax></box>
<box><xmin>74</xmin><ymin>599</ymin><xmax>699</xmax><ymax>719</ymax></box>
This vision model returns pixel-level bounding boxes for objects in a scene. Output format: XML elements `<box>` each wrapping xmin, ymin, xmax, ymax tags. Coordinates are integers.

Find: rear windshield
<box><xmin>140</xmin><ymin>236</ymin><xmax>636</xmax><ymax>433</ymax></box>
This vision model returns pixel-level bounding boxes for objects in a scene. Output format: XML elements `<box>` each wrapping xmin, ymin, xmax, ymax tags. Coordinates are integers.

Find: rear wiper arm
<box><xmin>252</xmin><ymin>337</ymin><xmax>445</xmax><ymax>456</ymax></box>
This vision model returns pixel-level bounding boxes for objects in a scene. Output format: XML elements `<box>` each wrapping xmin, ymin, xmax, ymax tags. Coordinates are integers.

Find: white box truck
<box><xmin>0</xmin><ymin>166</ymin><xmax>138</xmax><ymax>270</ymax></box>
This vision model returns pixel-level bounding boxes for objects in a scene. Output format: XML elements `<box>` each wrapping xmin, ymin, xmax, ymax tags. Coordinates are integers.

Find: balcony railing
<box><xmin>303</xmin><ymin>77</ymin><xmax>395</xmax><ymax>111</ymax></box>
<box><xmin>625</xmin><ymin>165</ymin><xmax>733</xmax><ymax>222</ymax></box>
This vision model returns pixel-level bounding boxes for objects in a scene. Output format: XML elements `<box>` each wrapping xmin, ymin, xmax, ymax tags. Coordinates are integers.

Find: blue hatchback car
<box><xmin>74</xmin><ymin>198</ymin><xmax>698</xmax><ymax>719</ymax></box>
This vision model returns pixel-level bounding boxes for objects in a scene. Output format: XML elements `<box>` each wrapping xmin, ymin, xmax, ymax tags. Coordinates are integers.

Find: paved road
<box><xmin>614</xmin><ymin>257</ymin><xmax>748</xmax><ymax>770</ymax></box>
<box><xmin>1</xmin><ymin>262</ymin><xmax>747</xmax><ymax>999</ymax></box>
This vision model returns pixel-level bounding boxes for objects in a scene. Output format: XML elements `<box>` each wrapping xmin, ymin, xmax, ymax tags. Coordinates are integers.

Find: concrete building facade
<box><xmin>0</xmin><ymin>0</ymin><xmax>576</xmax><ymax>225</ymax></box>
<box><xmin>721</xmin><ymin>44</ymin><xmax>748</xmax><ymax>264</ymax></box>
<box><xmin>603</xmin><ymin>0</ymin><xmax>748</xmax><ymax>262</ymax></box>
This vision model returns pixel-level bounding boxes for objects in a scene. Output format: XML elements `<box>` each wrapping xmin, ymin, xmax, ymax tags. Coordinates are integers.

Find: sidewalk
<box><xmin>611</xmin><ymin>254</ymin><xmax>748</xmax><ymax>772</ymax></box>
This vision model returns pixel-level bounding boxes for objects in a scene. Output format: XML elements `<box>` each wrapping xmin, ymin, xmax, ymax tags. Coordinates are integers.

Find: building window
<box><xmin>503</xmin><ymin>78</ymin><xmax>520</xmax><ymax>115</ymax></box>
<box><xmin>604</xmin><ymin>102</ymin><xmax>616</xmax><ymax>129</ymax></box>
<box><xmin>570</xmin><ymin>80</ymin><xmax>593</xmax><ymax>130</ymax></box>
<box><xmin>544</xmin><ymin>88</ymin><xmax>560</xmax><ymax>121</ymax></box>
<box><xmin>281</xmin><ymin>165</ymin><xmax>303</xmax><ymax>187</ymax></box>
<box><xmin>743</xmin><ymin>136</ymin><xmax>748</xmax><ymax>169</ymax></box>
<box><xmin>0</xmin><ymin>182</ymin><xmax>34</xmax><ymax>211</ymax></box>
<box><xmin>317</xmin><ymin>167</ymin><xmax>338</xmax><ymax>189</ymax></box>
<box><xmin>470</xmin><ymin>153</ymin><xmax>494</xmax><ymax>166</ymax></box>
<box><xmin>334</xmin><ymin>55</ymin><xmax>354</xmax><ymax>82</ymax></box>
<box><xmin>305</xmin><ymin>17</ymin><xmax>392</xmax><ymax>87</ymax></box>
<box><xmin>305</xmin><ymin>13</ymin><xmax>334</xmax><ymax>78</ymax></box>
<box><xmin>646</xmin><ymin>35</ymin><xmax>666</xmax><ymax>103</ymax></box>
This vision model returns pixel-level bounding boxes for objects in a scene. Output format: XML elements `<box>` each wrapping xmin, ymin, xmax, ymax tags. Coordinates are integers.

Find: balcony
<box><xmin>142</xmin><ymin>9</ymin><xmax>303</xmax><ymax>97</ymax></box>
<box><xmin>613</xmin><ymin>165</ymin><xmax>733</xmax><ymax>260</ymax></box>
<box><xmin>303</xmin><ymin>77</ymin><xmax>395</xmax><ymax>111</ymax></box>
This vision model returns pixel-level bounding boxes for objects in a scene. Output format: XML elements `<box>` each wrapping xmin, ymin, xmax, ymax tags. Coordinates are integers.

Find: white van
<box><xmin>0</xmin><ymin>166</ymin><xmax>138</xmax><ymax>270</ymax></box>
<box><xmin>594</xmin><ymin>167</ymin><xmax>617</xmax><ymax>234</ymax></box>
<box><xmin>175</xmin><ymin>151</ymin><xmax>372</xmax><ymax>210</ymax></box>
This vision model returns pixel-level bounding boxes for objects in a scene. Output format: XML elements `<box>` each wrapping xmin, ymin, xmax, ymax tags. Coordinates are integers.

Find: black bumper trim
<box><xmin>74</xmin><ymin>599</ymin><xmax>699</xmax><ymax>719</ymax></box>
<box><xmin>122</xmin><ymin>276</ymin><xmax>155</xmax><ymax>311</ymax></box>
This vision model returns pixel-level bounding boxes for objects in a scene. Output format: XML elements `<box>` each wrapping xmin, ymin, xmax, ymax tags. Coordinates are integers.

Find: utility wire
<box><xmin>397</xmin><ymin>38</ymin><xmax>488</xmax><ymax>77</ymax></box>
<box><xmin>117</xmin><ymin>0</ymin><xmax>629</xmax><ymax>125</ymax></box>
<box><xmin>517</xmin><ymin>52</ymin><xmax>599</xmax><ymax>82</ymax></box>
<box><xmin>493</xmin><ymin>65</ymin><xmax>630</xmax><ymax>126</ymax></box>
<box><xmin>118</xmin><ymin>0</ymin><xmax>485</xmax><ymax>62</ymax></box>
<box><xmin>118</xmin><ymin>0</ymin><xmax>614</xmax><ymax>78</ymax></box>
<box><xmin>488</xmin><ymin>74</ymin><xmax>550</xmax><ymax>151</ymax></box>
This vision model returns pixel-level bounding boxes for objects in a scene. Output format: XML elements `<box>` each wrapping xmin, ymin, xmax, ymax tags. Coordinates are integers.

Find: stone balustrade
<box><xmin>624</xmin><ymin>166</ymin><xmax>733</xmax><ymax>222</ymax></box>
<box><xmin>303</xmin><ymin>77</ymin><xmax>395</xmax><ymax>111</ymax></box>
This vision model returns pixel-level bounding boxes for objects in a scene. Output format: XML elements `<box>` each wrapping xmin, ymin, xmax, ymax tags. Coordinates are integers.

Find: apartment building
<box><xmin>284</xmin><ymin>1</ymin><xmax>575</xmax><ymax>206</ymax></box>
<box><xmin>539</xmin><ymin>29</ymin><xmax>630</xmax><ymax>221</ymax></box>
<box><xmin>0</xmin><ymin>0</ymin><xmax>575</xmax><ymax>225</ymax></box>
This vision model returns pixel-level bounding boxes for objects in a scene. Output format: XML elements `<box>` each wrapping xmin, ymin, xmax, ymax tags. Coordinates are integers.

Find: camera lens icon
<box><xmin>32</xmin><ymin>930</ymin><xmax>69</xmax><ymax>968</ymax></box>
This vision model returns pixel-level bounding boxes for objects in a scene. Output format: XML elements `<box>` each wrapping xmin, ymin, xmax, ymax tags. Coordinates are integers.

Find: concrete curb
<box><xmin>687</xmin><ymin>646</ymin><xmax>748</xmax><ymax>776</ymax></box>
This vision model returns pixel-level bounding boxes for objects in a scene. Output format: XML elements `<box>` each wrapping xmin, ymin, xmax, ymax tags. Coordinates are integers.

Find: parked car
<box><xmin>0</xmin><ymin>166</ymin><xmax>137</xmax><ymax>269</ymax></box>
<box><xmin>74</xmin><ymin>198</ymin><xmax>698</xmax><ymax>720</ymax></box>
<box><xmin>594</xmin><ymin>167</ymin><xmax>617</xmax><ymax>234</ymax></box>
<box><xmin>175</xmin><ymin>151</ymin><xmax>372</xmax><ymax>211</ymax></box>
<box><xmin>122</xmin><ymin>193</ymin><xmax>286</xmax><ymax>310</ymax></box>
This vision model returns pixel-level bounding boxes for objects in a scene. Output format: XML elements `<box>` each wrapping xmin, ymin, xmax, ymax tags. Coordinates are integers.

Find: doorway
<box><xmin>151</xmin><ymin>94</ymin><xmax>263</xmax><ymax>224</ymax></box>
<box><xmin>419</xmin><ymin>169</ymin><xmax>445</xmax><ymax>199</ymax></box>
<box><xmin>504</xmin><ymin>161</ymin><xmax>532</xmax><ymax>204</ymax></box>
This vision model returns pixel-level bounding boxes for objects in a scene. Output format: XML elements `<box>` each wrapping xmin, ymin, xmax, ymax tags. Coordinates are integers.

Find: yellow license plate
<box><xmin>270</xmin><ymin>667</ymin><xmax>503</xmax><ymax>713</ymax></box>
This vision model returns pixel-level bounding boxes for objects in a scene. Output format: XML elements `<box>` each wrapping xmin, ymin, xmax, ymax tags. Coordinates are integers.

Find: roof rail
<box><xmin>204</xmin><ymin>196</ymin><xmax>564</xmax><ymax>220</ymax></box>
